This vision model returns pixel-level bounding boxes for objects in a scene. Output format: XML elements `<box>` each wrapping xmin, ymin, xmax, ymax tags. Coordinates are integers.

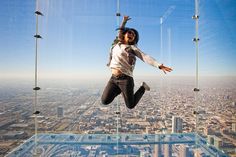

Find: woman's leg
<box><xmin>101</xmin><ymin>77</ymin><xmax>121</xmax><ymax>105</ymax></box>
<box><xmin>119</xmin><ymin>76</ymin><xmax>145</xmax><ymax>109</ymax></box>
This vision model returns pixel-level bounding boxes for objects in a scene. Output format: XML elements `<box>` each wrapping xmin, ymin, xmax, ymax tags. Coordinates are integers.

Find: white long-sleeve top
<box><xmin>109</xmin><ymin>43</ymin><xmax>161</xmax><ymax>77</ymax></box>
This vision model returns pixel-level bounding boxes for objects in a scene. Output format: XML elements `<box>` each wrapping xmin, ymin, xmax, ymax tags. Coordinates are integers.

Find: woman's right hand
<box><xmin>123</xmin><ymin>16</ymin><xmax>131</xmax><ymax>22</ymax></box>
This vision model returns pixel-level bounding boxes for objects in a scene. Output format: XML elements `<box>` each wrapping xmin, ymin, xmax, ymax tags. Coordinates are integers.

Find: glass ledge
<box><xmin>6</xmin><ymin>133</ymin><xmax>228</xmax><ymax>157</ymax></box>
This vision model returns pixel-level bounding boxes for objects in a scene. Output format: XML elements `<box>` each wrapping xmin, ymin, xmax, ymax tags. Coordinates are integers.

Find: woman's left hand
<box><xmin>159</xmin><ymin>64</ymin><xmax>173</xmax><ymax>74</ymax></box>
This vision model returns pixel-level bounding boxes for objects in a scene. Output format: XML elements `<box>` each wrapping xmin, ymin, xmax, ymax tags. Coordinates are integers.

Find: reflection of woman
<box><xmin>101</xmin><ymin>16</ymin><xmax>172</xmax><ymax>109</ymax></box>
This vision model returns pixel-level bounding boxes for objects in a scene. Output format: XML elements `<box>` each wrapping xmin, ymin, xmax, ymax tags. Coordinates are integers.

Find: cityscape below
<box><xmin>0</xmin><ymin>76</ymin><xmax>235</xmax><ymax>156</ymax></box>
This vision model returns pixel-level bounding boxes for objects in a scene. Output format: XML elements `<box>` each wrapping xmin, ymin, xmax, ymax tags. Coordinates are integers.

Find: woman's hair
<box><xmin>118</xmin><ymin>27</ymin><xmax>139</xmax><ymax>45</ymax></box>
<box><xmin>124</xmin><ymin>28</ymin><xmax>139</xmax><ymax>45</ymax></box>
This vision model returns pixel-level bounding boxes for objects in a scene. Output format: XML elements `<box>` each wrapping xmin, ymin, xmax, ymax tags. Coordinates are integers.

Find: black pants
<box><xmin>101</xmin><ymin>74</ymin><xmax>145</xmax><ymax>109</ymax></box>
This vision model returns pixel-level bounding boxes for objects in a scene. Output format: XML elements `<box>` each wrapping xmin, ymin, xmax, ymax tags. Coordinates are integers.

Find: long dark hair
<box><xmin>117</xmin><ymin>27</ymin><xmax>139</xmax><ymax>45</ymax></box>
<box><xmin>124</xmin><ymin>28</ymin><xmax>139</xmax><ymax>45</ymax></box>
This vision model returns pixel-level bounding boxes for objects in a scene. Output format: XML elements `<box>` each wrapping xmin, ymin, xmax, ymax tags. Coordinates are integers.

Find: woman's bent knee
<box><xmin>101</xmin><ymin>98</ymin><xmax>110</xmax><ymax>105</ymax></box>
<box><xmin>125</xmin><ymin>103</ymin><xmax>135</xmax><ymax>109</ymax></box>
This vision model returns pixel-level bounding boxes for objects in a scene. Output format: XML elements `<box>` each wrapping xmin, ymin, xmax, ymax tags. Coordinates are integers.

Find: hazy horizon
<box><xmin>0</xmin><ymin>75</ymin><xmax>235</xmax><ymax>90</ymax></box>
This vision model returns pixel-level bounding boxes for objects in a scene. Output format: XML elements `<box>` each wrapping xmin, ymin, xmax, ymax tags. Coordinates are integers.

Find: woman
<box><xmin>101</xmin><ymin>16</ymin><xmax>172</xmax><ymax>109</ymax></box>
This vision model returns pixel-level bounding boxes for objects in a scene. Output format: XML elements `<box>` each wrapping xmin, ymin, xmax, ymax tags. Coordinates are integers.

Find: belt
<box><xmin>112</xmin><ymin>73</ymin><xmax>128</xmax><ymax>79</ymax></box>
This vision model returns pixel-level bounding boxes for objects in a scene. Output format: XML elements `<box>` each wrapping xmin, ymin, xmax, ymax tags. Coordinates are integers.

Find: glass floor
<box><xmin>6</xmin><ymin>133</ymin><xmax>228</xmax><ymax>157</ymax></box>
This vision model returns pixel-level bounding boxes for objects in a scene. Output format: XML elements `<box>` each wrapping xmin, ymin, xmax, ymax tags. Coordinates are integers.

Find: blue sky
<box><xmin>0</xmin><ymin>0</ymin><xmax>236</xmax><ymax>79</ymax></box>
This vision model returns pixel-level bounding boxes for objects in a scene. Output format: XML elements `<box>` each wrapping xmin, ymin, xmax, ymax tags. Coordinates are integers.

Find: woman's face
<box><xmin>124</xmin><ymin>30</ymin><xmax>136</xmax><ymax>44</ymax></box>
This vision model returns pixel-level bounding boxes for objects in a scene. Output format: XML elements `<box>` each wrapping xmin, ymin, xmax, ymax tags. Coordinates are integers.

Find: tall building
<box><xmin>207</xmin><ymin>135</ymin><xmax>214</xmax><ymax>145</ymax></box>
<box><xmin>172</xmin><ymin>116</ymin><xmax>183</xmax><ymax>133</ymax></box>
<box><xmin>164</xmin><ymin>136</ymin><xmax>172</xmax><ymax>157</ymax></box>
<box><xmin>146</xmin><ymin>127</ymin><xmax>149</xmax><ymax>134</ymax></box>
<box><xmin>154</xmin><ymin>144</ymin><xmax>162</xmax><ymax>157</ymax></box>
<box><xmin>232</xmin><ymin>115</ymin><xmax>236</xmax><ymax>132</ymax></box>
<box><xmin>153</xmin><ymin>134</ymin><xmax>162</xmax><ymax>157</ymax></box>
<box><xmin>214</xmin><ymin>136</ymin><xmax>223</xmax><ymax>149</ymax></box>
<box><xmin>232</xmin><ymin>122</ymin><xmax>236</xmax><ymax>132</ymax></box>
<box><xmin>232</xmin><ymin>102</ymin><xmax>236</xmax><ymax>106</ymax></box>
<box><xmin>57</xmin><ymin>107</ymin><xmax>64</xmax><ymax>118</ymax></box>
<box><xmin>204</xmin><ymin>126</ymin><xmax>214</xmax><ymax>135</ymax></box>
<box><xmin>179</xmin><ymin>145</ymin><xmax>192</xmax><ymax>157</ymax></box>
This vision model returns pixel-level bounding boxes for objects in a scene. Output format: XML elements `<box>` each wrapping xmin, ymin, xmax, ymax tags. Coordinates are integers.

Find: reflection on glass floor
<box><xmin>7</xmin><ymin>133</ymin><xmax>228</xmax><ymax>157</ymax></box>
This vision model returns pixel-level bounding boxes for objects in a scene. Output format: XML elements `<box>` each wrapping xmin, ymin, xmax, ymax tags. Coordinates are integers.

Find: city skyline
<box><xmin>0</xmin><ymin>0</ymin><xmax>236</xmax><ymax>79</ymax></box>
<box><xmin>0</xmin><ymin>77</ymin><xmax>235</xmax><ymax>156</ymax></box>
